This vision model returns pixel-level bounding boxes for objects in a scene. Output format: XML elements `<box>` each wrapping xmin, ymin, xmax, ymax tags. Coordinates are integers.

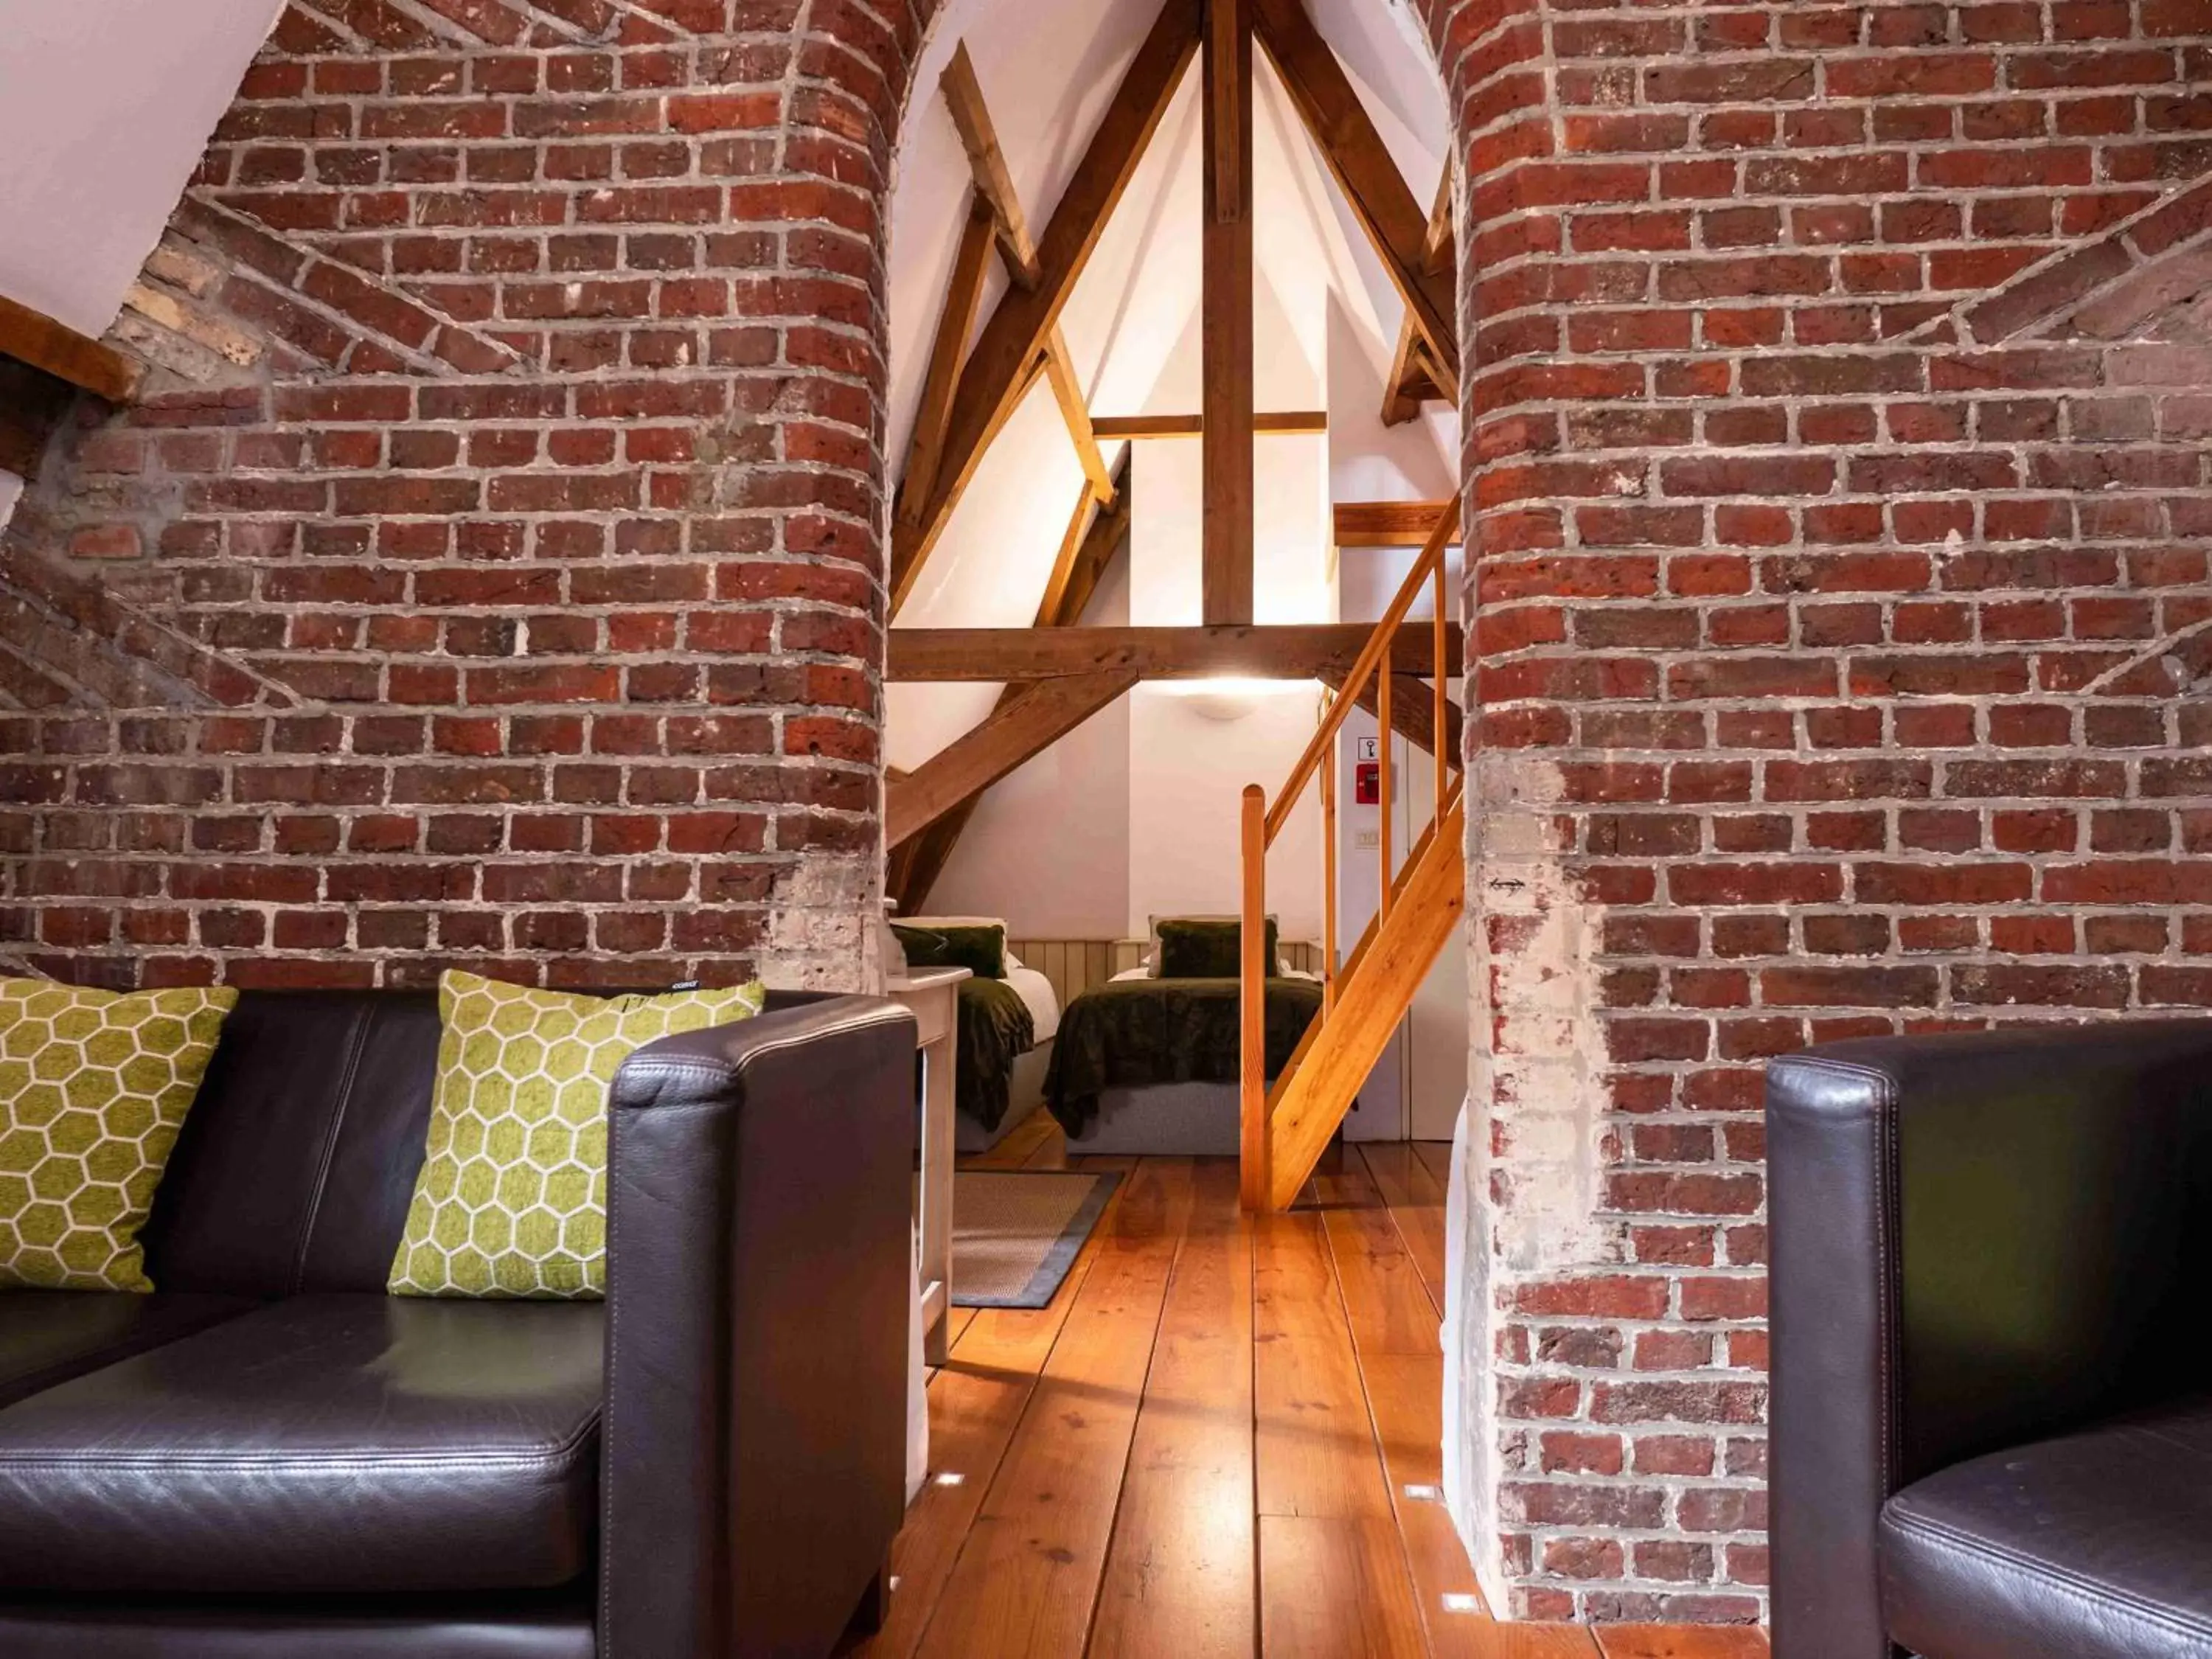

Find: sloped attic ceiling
<box><xmin>885</xmin><ymin>0</ymin><xmax>1457</xmax><ymax>769</ymax></box>
<box><xmin>0</xmin><ymin>1</ymin><xmax>288</xmax><ymax>338</ymax></box>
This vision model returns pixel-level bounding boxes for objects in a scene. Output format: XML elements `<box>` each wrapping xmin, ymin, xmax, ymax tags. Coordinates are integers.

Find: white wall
<box><xmin>928</xmin><ymin>557</ymin><xmax>1134</xmax><ymax>936</ymax></box>
<box><xmin>0</xmin><ymin>0</ymin><xmax>286</xmax><ymax>336</ymax></box>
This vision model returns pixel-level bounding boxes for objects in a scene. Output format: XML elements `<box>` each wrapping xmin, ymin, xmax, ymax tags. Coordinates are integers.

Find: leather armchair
<box><xmin>1767</xmin><ymin>1022</ymin><xmax>2212</xmax><ymax>1659</ymax></box>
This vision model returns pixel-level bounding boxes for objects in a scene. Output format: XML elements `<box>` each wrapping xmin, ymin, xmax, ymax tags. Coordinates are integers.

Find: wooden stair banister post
<box><xmin>1239</xmin><ymin>783</ymin><xmax>1269</xmax><ymax>1211</ymax></box>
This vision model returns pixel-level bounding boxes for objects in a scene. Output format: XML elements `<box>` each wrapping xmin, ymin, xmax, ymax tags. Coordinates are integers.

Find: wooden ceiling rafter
<box><xmin>886</xmin><ymin>666</ymin><xmax>1141</xmax><ymax>847</ymax></box>
<box><xmin>940</xmin><ymin>42</ymin><xmax>1119</xmax><ymax>512</ymax></box>
<box><xmin>1251</xmin><ymin>0</ymin><xmax>1458</xmax><ymax>408</ymax></box>
<box><xmin>1200</xmin><ymin>0</ymin><xmax>1256</xmax><ymax>627</ymax></box>
<box><xmin>889</xmin><ymin>4</ymin><xmax>1200</xmax><ymax>613</ymax></box>
<box><xmin>0</xmin><ymin>293</ymin><xmax>145</xmax><ymax>407</ymax></box>
<box><xmin>896</xmin><ymin>197</ymin><xmax>997</xmax><ymax>539</ymax></box>
<box><xmin>1382</xmin><ymin>162</ymin><xmax>1455</xmax><ymax>426</ymax></box>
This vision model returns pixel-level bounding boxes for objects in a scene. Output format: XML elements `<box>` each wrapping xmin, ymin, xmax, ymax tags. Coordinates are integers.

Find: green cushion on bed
<box><xmin>1157</xmin><ymin>917</ymin><xmax>1278</xmax><ymax>978</ymax></box>
<box><xmin>894</xmin><ymin>921</ymin><xmax>1007</xmax><ymax>980</ymax></box>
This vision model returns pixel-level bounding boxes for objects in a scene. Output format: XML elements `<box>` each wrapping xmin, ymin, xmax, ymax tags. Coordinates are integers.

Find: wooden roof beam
<box><xmin>1092</xmin><ymin>410</ymin><xmax>1325</xmax><ymax>438</ymax></box>
<box><xmin>888</xmin><ymin>622</ymin><xmax>1460</xmax><ymax>682</ymax></box>
<box><xmin>892</xmin><ymin>0</ymin><xmax>1201</xmax><ymax>612</ymax></box>
<box><xmin>1333</xmin><ymin>499</ymin><xmax>1455</xmax><ymax>547</ymax></box>
<box><xmin>938</xmin><ymin>40</ymin><xmax>1121</xmax><ymax>515</ymax></box>
<box><xmin>0</xmin><ymin>292</ymin><xmax>144</xmax><ymax>406</ymax></box>
<box><xmin>894</xmin><ymin>198</ymin><xmax>995</xmax><ymax>540</ymax></box>
<box><xmin>1382</xmin><ymin>161</ymin><xmax>1455</xmax><ymax>426</ymax></box>
<box><xmin>1202</xmin><ymin>0</ymin><xmax>1255</xmax><ymax>627</ymax></box>
<box><xmin>888</xmin><ymin>668</ymin><xmax>1138</xmax><ymax>847</ymax></box>
<box><xmin>1253</xmin><ymin>0</ymin><xmax>1457</xmax><ymax>405</ymax></box>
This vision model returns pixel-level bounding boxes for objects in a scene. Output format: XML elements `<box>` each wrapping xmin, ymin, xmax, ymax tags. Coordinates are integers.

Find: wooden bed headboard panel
<box><xmin>1008</xmin><ymin>938</ymin><xmax>1322</xmax><ymax>1013</ymax></box>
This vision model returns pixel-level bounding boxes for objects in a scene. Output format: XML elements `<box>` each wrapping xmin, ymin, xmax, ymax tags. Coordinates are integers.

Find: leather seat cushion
<box><xmin>0</xmin><ymin>1291</ymin><xmax>250</xmax><ymax>1410</ymax></box>
<box><xmin>1880</xmin><ymin>1394</ymin><xmax>2212</xmax><ymax>1659</ymax></box>
<box><xmin>0</xmin><ymin>1294</ymin><xmax>603</xmax><ymax>1594</ymax></box>
<box><xmin>0</xmin><ymin>1595</ymin><xmax>595</xmax><ymax>1659</ymax></box>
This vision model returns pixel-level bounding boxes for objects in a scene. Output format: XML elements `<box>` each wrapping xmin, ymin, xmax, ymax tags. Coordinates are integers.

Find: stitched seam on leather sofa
<box><xmin>0</xmin><ymin>1412</ymin><xmax>601</xmax><ymax>1472</ymax></box>
<box><xmin>0</xmin><ymin>1447</ymin><xmax>591</xmax><ymax>1470</ymax></box>
<box><xmin>1888</xmin><ymin>1509</ymin><xmax>2212</xmax><ymax>1640</ymax></box>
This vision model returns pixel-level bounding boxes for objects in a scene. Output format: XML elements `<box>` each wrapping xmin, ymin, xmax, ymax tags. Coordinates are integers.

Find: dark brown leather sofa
<box><xmin>0</xmin><ymin>986</ymin><xmax>917</xmax><ymax>1658</ymax></box>
<box><xmin>1768</xmin><ymin>1023</ymin><xmax>2212</xmax><ymax>1659</ymax></box>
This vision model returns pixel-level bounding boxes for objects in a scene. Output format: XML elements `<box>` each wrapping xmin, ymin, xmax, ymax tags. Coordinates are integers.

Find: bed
<box><xmin>1042</xmin><ymin>919</ymin><xmax>1324</xmax><ymax>1156</ymax></box>
<box><xmin>892</xmin><ymin>919</ymin><xmax>1060</xmax><ymax>1155</ymax></box>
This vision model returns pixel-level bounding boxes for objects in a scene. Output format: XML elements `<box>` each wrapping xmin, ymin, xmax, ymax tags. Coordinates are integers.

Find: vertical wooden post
<box><xmin>1320</xmin><ymin>711</ymin><xmax>1337</xmax><ymax>1019</ymax></box>
<box><xmin>1433</xmin><ymin>554</ymin><xmax>1449</xmax><ymax>807</ymax></box>
<box><xmin>1201</xmin><ymin>0</ymin><xmax>1254</xmax><ymax>627</ymax></box>
<box><xmin>1377</xmin><ymin>658</ymin><xmax>1394</xmax><ymax>920</ymax></box>
<box><xmin>1239</xmin><ymin>783</ymin><xmax>1269</xmax><ymax>1211</ymax></box>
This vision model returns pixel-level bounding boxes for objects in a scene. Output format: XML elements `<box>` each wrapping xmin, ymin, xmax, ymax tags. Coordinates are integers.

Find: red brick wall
<box><xmin>1426</xmin><ymin>0</ymin><xmax>2212</xmax><ymax>1623</ymax></box>
<box><xmin>4</xmin><ymin>0</ymin><xmax>2211</xmax><ymax>1630</ymax></box>
<box><xmin>0</xmin><ymin>0</ymin><xmax>933</xmax><ymax>992</ymax></box>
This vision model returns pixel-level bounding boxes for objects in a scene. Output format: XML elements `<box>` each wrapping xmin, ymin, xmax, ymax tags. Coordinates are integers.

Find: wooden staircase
<box><xmin>1239</xmin><ymin>500</ymin><xmax>1464</xmax><ymax>1211</ymax></box>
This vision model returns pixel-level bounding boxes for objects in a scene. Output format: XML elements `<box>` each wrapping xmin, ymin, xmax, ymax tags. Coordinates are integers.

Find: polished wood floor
<box><xmin>847</xmin><ymin>1118</ymin><xmax>1770</xmax><ymax>1659</ymax></box>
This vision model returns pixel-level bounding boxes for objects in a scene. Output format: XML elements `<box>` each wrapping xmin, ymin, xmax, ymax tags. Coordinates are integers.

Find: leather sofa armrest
<box><xmin>601</xmin><ymin>995</ymin><xmax>917</xmax><ymax>1659</ymax></box>
<box><xmin>1767</xmin><ymin>1019</ymin><xmax>2212</xmax><ymax>1659</ymax></box>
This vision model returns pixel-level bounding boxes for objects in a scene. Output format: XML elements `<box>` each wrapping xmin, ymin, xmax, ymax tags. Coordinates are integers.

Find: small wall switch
<box><xmin>1354</xmin><ymin>828</ymin><xmax>1380</xmax><ymax>850</ymax></box>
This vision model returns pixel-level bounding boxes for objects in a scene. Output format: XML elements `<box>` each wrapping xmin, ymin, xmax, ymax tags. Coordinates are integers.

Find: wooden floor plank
<box><xmin>1324</xmin><ymin>1168</ymin><xmax>1445</xmax><ymax>1355</ymax></box>
<box><xmin>1088</xmin><ymin>1158</ymin><xmax>1256</xmax><ymax>1659</ymax></box>
<box><xmin>915</xmin><ymin>1160</ymin><xmax>1192</xmax><ymax>1658</ymax></box>
<box><xmin>1254</xmin><ymin>1210</ymin><xmax>1397</xmax><ymax>1522</ymax></box>
<box><xmin>1358</xmin><ymin>1143</ymin><xmax>1448</xmax><ymax>1310</ymax></box>
<box><xmin>1595</xmin><ymin>1628</ymin><xmax>1767</xmax><ymax>1659</ymax></box>
<box><xmin>1411</xmin><ymin>1139</ymin><xmax>1454</xmax><ymax>1190</ymax></box>
<box><xmin>1259</xmin><ymin>1514</ymin><xmax>1429</xmax><ymax>1658</ymax></box>
<box><xmin>1460</xmin><ymin>1624</ymin><xmax>1607</xmax><ymax>1658</ymax></box>
<box><xmin>855</xmin><ymin>1161</ymin><xmax>1135</xmax><ymax>1658</ymax></box>
<box><xmin>959</xmin><ymin>1109</ymin><xmax>1060</xmax><ymax>1171</ymax></box>
<box><xmin>1322</xmin><ymin>1165</ymin><xmax>1502</xmax><ymax>1656</ymax></box>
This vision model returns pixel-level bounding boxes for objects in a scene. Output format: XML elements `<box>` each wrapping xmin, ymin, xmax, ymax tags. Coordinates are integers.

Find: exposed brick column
<box><xmin>1424</xmin><ymin>0</ymin><xmax>2212</xmax><ymax>1624</ymax></box>
<box><xmin>0</xmin><ymin>0</ymin><xmax>937</xmax><ymax>992</ymax></box>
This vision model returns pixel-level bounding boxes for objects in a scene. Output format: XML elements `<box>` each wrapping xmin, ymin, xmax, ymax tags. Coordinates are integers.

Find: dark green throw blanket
<box><xmin>953</xmin><ymin>976</ymin><xmax>1035</xmax><ymax>1132</ymax></box>
<box><xmin>1044</xmin><ymin>977</ymin><xmax>1324</xmax><ymax>1135</ymax></box>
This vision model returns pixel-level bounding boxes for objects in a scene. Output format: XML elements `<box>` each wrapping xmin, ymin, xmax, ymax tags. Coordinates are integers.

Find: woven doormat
<box><xmin>950</xmin><ymin>1169</ymin><xmax>1122</xmax><ymax>1309</ymax></box>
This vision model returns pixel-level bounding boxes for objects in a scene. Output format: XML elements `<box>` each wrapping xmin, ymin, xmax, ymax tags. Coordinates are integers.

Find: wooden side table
<box><xmin>886</xmin><ymin>966</ymin><xmax>967</xmax><ymax>1364</ymax></box>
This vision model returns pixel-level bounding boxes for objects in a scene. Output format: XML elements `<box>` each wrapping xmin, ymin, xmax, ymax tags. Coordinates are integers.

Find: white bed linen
<box><xmin>1004</xmin><ymin>964</ymin><xmax>1060</xmax><ymax>1044</ymax></box>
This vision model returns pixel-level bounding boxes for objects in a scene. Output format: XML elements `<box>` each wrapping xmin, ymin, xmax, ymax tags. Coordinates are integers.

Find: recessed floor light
<box><xmin>933</xmin><ymin>1471</ymin><xmax>966</xmax><ymax>1487</ymax></box>
<box><xmin>1403</xmin><ymin>1483</ymin><xmax>1444</xmax><ymax>1503</ymax></box>
<box><xmin>1440</xmin><ymin>1593</ymin><xmax>1482</xmax><ymax>1615</ymax></box>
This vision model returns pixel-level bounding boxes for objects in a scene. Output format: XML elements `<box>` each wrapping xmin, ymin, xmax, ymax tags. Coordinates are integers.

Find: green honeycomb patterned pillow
<box><xmin>0</xmin><ymin>976</ymin><xmax>239</xmax><ymax>1293</ymax></box>
<box><xmin>389</xmin><ymin>970</ymin><xmax>766</xmax><ymax>1300</ymax></box>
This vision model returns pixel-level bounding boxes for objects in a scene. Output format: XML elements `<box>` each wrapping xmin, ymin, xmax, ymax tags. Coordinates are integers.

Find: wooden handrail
<box><xmin>1261</xmin><ymin>495</ymin><xmax>1459</xmax><ymax>844</ymax></box>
